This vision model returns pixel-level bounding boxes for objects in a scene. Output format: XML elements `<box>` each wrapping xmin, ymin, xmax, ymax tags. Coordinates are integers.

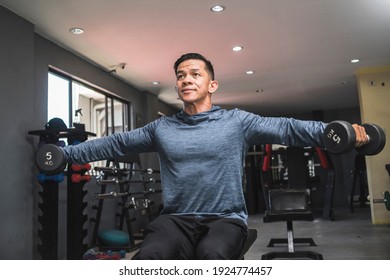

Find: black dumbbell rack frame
<box><xmin>28</xmin><ymin>128</ymin><xmax>96</xmax><ymax>260</ymax></box>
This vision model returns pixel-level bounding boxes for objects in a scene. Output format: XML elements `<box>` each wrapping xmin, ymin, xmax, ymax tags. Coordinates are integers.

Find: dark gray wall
<box><xmin>0</xmin><ymin>6</ymin><xmax>35</xmax><ymax>260</ymax></box>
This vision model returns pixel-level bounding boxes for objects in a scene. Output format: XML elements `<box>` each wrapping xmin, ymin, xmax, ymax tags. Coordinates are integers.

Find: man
<box><xmin>62</xmin><ymin>53</ymin><xmax>368</xmax><ymax>259</ymax></box>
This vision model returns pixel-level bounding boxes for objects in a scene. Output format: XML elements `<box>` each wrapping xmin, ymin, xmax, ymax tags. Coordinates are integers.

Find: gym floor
<box><xmin>245</xmin><ymin>206</ymin><xmax>390</xmax><ymax>260</ymax></box>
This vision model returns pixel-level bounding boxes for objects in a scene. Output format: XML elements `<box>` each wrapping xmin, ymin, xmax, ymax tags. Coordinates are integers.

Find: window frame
<box><xmin>48</xmin><ymin>68</ymin><xmax>131</xmax><ymax>135</ymax></box>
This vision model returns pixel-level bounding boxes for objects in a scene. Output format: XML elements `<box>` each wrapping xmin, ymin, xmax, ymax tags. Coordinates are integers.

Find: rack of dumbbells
<box><xmin>90</xmin><ymin>157</ymin><xmax>161</xmax><ymax>253</ymax></box>
<box><xmin>28</xmin><ymin>126</ymin><xmax>95</xmax><ymax>259</ymax></box>
<box><xmin>66</xmin><ymin>134</ymin><xmax>94</xmax><ymax>259</ymax></box>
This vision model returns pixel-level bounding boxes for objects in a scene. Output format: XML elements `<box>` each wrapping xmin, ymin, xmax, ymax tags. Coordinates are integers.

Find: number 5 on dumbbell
<box><xmin>326</xmin><ymin>129</ymin><xmax>341</xmax><ymax>144</ymax></box>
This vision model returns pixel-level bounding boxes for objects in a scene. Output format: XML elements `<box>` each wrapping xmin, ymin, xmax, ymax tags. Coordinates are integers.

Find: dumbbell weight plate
<box><xmin>323</xmin><ymin>121</ymin><xmax>356</xmax><ymax>154</ymax></box>
<box><xmin>356</xmin><ymin>124</ymin><xmax>386</xmax><ymax>156</ymax></box>
<box><xmin>384</xmin><ymin>191</ymin><xmax>390</xmax><ymax>211</ymax></box>
<box><xmin>35</xmin><ymin>144</ymin><xmax>66</xmax><ymax>175</ymax></box>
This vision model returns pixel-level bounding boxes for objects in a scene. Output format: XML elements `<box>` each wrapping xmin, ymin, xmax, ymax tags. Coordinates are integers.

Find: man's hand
<box><xmin>352</xmin><ymin>124</ymin><xmax>369</xmax><ymax>147</ymax></box>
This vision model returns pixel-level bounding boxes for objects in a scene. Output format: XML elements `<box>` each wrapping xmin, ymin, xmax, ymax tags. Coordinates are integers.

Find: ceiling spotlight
<box><xmin>151</xmin><ymin>81</ymin><xmax>160</xmax><ymax>85</ymax></box>
<box><xmin>246</xmin><ymin>70</ymin><xmax>255</xmax><ymax>75</ymax></box>
<box><xmin>232</xmin><ymin>46</ymin><xmax>243</xmax><ymax>52</ymax></box>
<box><xmin>350</xmin><ymin>59</ymin><xmax>360</xmax><ymax>63</ymax></box>
<box><xmin>210</xmin><ymin>5</ymin><xmax>225</xmax><ymax>13</ymax></box>
<box><xmin>69</xmin><ymin>27</ymin><xmax>84</xmax><ymax>35</ymax></box>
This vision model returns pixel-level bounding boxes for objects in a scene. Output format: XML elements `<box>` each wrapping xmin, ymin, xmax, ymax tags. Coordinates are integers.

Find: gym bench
<box><xmin>237</xmin><ymin>228</ymin><xmax>257</xmax><ymax>260</ymax></box>
<box><xmin>261</xmin><ymin>146</ymin><xmax>323</xmax><ymax>260</ymax></box>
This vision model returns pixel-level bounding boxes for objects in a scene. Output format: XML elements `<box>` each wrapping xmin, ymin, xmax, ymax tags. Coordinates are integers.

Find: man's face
<box><xmin>175</xmin><ymin>59</ymin><xmax>217</xmax><ymax>105</ymax></box>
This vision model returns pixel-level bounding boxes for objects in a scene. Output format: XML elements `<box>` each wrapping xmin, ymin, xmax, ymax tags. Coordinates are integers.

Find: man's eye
<box><xmin>193</xmin><ymin>73</ymin><xmax>200</xmax><ymax>77</ymax></box>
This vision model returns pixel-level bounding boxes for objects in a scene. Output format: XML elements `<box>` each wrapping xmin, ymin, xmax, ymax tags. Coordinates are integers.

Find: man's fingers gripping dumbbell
<box><xmin>352</xmin><ymin>124</ymin><xmax>369</xmax><ymax>147</ymax></box>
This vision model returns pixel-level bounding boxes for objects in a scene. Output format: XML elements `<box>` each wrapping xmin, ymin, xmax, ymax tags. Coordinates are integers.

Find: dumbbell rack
<box><xmin>90</xmin><ymin>155</ymin><xmax>161</xmax><ymax>252</ymax></box>
<box><xmin>28</xmin><ymin>128</ymin><xmax>95</xmax><ymax>260</ymax></box>
<box><xmin>91</xmin><ymin>160</ymin><xmax>137</xmax><ymax>250</ymax></box>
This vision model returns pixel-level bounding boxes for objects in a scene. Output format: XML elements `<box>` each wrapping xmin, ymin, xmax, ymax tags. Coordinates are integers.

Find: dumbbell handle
<box><xmin>367</xmin><ymin>194</ymin><xmax>387</xmax><ymax>204</ymax></box>
<box><xmin>372</xmin><ymin>198</ymin><xmax>385</xmax><ymax>203</ymax></box>
<box><xmin>95</xmin><ymin>188</ymin><xmax>161</xmax><ymax>199</ymax></box>
<box><xmin>367</xmin><ymin>191</ymin><xmax>390</xmax><ymax>211</ymax></box>
<box><xmin>96</xmin><ymin>177</ymin><xmax>157</xmax><ymax>185</ymax></box>
<box><xmin>94</xmin><ymin>167</ymin><xmax>158</xmax><ymax>174</ymax></box>
<box><xmin>94</xmin><ymin>191</ymin><xmax>129</xmax><ymax>199</ymax></box>
<box><xmin>96</xmin><ymin>178</ymin><xmax>128</xmax><ymax>185</ymax></box>
<box><xmin>367</xmin><ymin>195</ymin><xmax>385</xmax><ymax>203</ymax></box>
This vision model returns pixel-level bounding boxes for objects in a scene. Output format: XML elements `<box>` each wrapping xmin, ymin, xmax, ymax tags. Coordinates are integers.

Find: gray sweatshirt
<box><xmin>63</xmin><ymin>106</ymin><xmax>326</xmax><ymax>223</ymax></box>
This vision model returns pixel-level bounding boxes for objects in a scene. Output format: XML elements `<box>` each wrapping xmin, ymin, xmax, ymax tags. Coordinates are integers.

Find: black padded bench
<box><xmin>261</xmin><ymin>147</ymin><xmax>323</xmax><ymax>260</ymax></box>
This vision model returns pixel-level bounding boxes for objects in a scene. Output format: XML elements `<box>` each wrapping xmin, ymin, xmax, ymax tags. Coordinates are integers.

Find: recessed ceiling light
<box><xmin>246</xmin><ymin>70</ymin><xmax>255</xmax><ymax>75</ymax></box>
<box><xmin>351</xmin><ymin>59</ymin><xmax>360</xmax><ymax>63</ymax></box>
<box><xmin>232</xmin><ymin>46</ymin><xmax>243</xmax><ymax>52</ymax></box>
<box><xmin>151</xmin><ymin>81</ymin><xmax>160</xmax><ymax>85</ymax></box>
<box><xmin>69</xmin><ymin>27</ymin><xmax>84</xmax><ymax>35</ymax></box>
<box><xmin>210</xmin><ymin>5</ymin><xmax>225</xmax><ymax>13</ymax></box>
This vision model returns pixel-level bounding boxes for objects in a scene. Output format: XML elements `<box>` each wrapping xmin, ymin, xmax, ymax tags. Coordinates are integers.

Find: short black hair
<box><xmin>174</xmin><ymin>53</ymin><xmax>215</xmax><ymax>80</ymax></box>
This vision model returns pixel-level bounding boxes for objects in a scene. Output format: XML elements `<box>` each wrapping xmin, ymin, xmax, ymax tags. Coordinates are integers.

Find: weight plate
<box><xmin>384</xmin><ymin>191</ymin><xmax>390</xmax><ymax>211</ymax></box>
<box><xmin>35</xmin><ymin>143</ymin><xmax>66</xmax><ymax>175</ymax></box>
<box><xmin>323</xmin><ymin>121</ymin><xmax>356</xmax><ymax>154</ymax></box>
<box><xmin>356</xmin><ymin>124</ymin><xmax>386</xmax><ymax>156</ymax></box>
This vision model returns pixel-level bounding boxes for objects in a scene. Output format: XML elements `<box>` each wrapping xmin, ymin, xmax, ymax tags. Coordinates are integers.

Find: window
<box><xmin>48</xmin><ymin>72</ymin><xmax>70</xmax><ymax>127</ymax></box>
<box><xmin>48</xmin><ymin>69</ymin><xmax>131</xmax><ymax>170</ymax></box>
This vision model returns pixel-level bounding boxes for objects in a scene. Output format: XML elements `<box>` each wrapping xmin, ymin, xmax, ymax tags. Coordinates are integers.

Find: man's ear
<box><xmin>209</xmin><ymin>80</ymin><xmax>219</xmax><ymax>93</ymax></box>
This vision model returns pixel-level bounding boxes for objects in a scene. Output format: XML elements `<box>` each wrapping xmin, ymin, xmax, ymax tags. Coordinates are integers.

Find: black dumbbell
<box><xmin>323</xmin><ymin>120</ymin><xmax>386</xmax><ymax>155</ymax></box>
<box><xmin>35</xmin><ymin>143</ymin><xmax>66</xmax><ymax>175</ymax></box>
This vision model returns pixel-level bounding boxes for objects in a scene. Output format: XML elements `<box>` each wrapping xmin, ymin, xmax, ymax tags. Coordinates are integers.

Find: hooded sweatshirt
<box><xmin>63</xmin><ymin>106</ymin><xmax>326</xmax><ymax>223</ymax></box>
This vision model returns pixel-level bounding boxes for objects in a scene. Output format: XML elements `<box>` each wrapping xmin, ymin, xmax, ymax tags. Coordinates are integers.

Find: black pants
<box><xmin>132</xmin><ymin>215</ymin><xmax>248</xmax><ymax>260</ymax></box>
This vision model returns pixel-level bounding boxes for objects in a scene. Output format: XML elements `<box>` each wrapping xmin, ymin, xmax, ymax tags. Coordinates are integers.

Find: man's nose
<box><xmin>182</xmin><ymin>75</ymin><xmax>192</xmax><ymax>84</ymax></box>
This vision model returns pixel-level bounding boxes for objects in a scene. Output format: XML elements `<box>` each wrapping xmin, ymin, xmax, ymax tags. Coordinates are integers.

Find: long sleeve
<box><xmin>62</xmin><ymin>120</ymin><xmax>159</xmax><ymax>164</ymax></box>
<box><xmin>235</xmin><ymin>109</ymin><xmax>327</xmax><ymax>148</ymax></box>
